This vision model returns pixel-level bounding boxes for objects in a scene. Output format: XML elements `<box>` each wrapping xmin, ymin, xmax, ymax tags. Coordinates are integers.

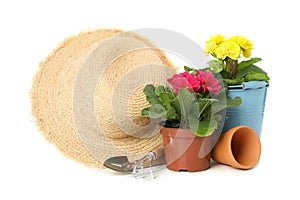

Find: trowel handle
<box><xmin>151</xmin><ymin>146</ymin><xmax>164</xmax><ymax>160</ymax></box>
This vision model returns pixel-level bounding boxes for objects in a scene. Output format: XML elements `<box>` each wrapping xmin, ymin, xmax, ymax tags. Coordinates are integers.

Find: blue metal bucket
<box><xmin>222</xmin><ymin>81</ymin><xmax>269</xmax><ymax>137</ymax></box>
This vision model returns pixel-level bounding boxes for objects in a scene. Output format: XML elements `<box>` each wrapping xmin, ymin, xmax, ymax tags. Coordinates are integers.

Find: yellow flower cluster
<box><xmin>204</xmin><ymin>34</ymin><xmax>253</xmax><ymax>60</ymax></box>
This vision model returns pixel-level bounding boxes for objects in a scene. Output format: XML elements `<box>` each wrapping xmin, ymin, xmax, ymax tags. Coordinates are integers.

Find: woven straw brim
<box><xmin>31</xmin><ymin>29</ymin><xmax>176</xmax><ymax>168</ymax></box>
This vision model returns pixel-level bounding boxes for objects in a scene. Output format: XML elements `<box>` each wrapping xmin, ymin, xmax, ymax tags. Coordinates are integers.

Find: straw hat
<box><xmin>31</xmin><ymin>29</ymin><xmax>176</xmax><ymax>168</ymax></box>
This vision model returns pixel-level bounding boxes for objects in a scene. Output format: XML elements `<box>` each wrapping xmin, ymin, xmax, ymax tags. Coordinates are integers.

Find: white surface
<box><xmin>0</xmin><ymin>0</ymin><xmax>299</xmax><ymax>199</ymax></box>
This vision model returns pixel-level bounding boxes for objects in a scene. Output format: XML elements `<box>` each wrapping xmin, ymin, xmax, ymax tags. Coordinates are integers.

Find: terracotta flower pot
<box><xmin>212</xmin><ymin>126</ymin><xmax>261</xmax><ymax>169</ymax></box>
<box><xmin>160</xmin><ymin>126</ymin><xmax>212</xmax><ymax>172</ymax></box>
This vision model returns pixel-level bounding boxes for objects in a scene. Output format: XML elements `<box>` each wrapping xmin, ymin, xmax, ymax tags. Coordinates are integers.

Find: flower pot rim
<box><xmin>159</xmin><ymin>125</ymin><xmax>214</xmax><ymax>139</ymax></box>
<box><xmin>159</xmin><ymin>125</ymin><xmax>190</xmax><ymax>130</ymax></box>
<box><xmin>212</xmin><ymin>125</ymin><xmax>261</xmax><ymax>169</ymax></box>
<box><xmin>228</xmin><ymin>80</ymin><xmax>269</xmax><ymax>90</ymax></box>
<box><xmin>158</xmin><ymin>121</ymin><xmax>192</xmax><ymax>131</ymax></box>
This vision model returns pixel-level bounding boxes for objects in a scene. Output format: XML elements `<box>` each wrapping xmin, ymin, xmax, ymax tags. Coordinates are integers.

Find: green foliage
<box><xmin>184</xmin><ymin>66</ymin><xmax>198</xmax><ymax>75</ymax></box>
<box><xmin>244</xmin><ymin>72</ymin><xmax>270</xmax><ymax>82</ymax></box>
<box><xmin>184</xmin><ymin>65</ymin><xmax>194</xmax><ymax>72</ymax></box>
<box><xmin>143</xmin><ymin>85</ymin><xmax>161</xmax><ymax>105</ymax></box>
<box><xmin>205</xmin><ymin>57</ymin><xmax>270</xmax><ymax>85</ymax></box>
<box><xmin>141</xmin><ymin>105</ymin><xmax>165</xmax><ymax>118</ymax></box>
<box><xmin>222</xmin><ymin>78</ymin><xmax>244</xmax><ymax>85</ymax></box>
<box><xmin>154</xmin><ymin>85</ymin><xmax>166</xmax><ymax>96</ymax></box>
<box><xmin>142</xmin><ymin>85</ymin><xmax>241</xmax><ymax>136</ymax></box>
<box><xmin>206</xmin><ymin>60</ymin><xmax>224</xmax><ymax>73</ymax></box>
<box><xmin>189</xmin><ymin>119</ymin><xmax>218</xmax><ymax>137</ymax></box>
<box><xmin>176</xmin><ymin>88</ymin><xmax>196</xmax><ymax>127</ymax></box>
<box><xmin>237</xmin><ymin>58</ymin><xmax>262</xmax><ymax>70</ymax></box>
<box><xmin>159</xmin><ymin>93</ymin><xmax>177</xmax><ymax>120</ymax></box>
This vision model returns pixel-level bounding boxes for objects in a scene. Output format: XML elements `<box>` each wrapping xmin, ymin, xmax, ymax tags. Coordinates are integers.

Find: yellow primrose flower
<box><xmin>242</xmin><ymin>49</ymin><xmax>252</xmax><ymax>58</ymax></box>
<box><xmin>204</xmin><ymin>42</ymin><xmax>218</xmax><ymax>54</ymax></box>
<box><xmin>214</xmin><ymin>40</ymin><xmax>241</xmax><ymax>60</ymax></box>
<box><xmin>228</xmin><ymin>36</ymin><xmax>253</xmax><ymax>50</ymax></box>
<box><xmin>205</xmin><ymin>34</ymin><xmax>225</xmax><ymax>45</ymax></box>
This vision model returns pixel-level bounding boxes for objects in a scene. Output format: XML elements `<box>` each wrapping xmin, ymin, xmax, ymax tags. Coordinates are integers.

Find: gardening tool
<box><xmin>103</xmin><ymin>147</ymin><xmax>165</xmax><ymax>178</ymax></box>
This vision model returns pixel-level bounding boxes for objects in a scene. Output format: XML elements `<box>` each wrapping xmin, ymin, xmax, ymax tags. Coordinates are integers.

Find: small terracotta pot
<box><xmin>160</xmin><ymin>126</ymin><xmax>212</xmax><ymax>172</ymax></box>
<box><xmin>212</xmin><ymin>126</ymin><xmax>261</xmax><ymax>169</ymax></box>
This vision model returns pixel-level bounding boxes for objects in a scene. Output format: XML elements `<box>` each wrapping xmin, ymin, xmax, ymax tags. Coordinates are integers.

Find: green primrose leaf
<box><xmin>236</xmin><ymin>64</ymin><xmax>268</xmax><ymax>79</ymax></box>
<box><xmin>209</xmin><ymin>96</ymin><xmax>242</xmax><ymax>115</ymax></box>
<box><xmin>143</xmin><ymin>84</ymin><xmax>161</xmax><ymax>105</ymax></box>
<box><xmin>176</xmin><ymin>88</ymin><xmax>196</xmax><ymax>127</ymax></box>
<box><xmin>244</xmin><ymin>72</ymin><xmax>270</xmax><ymax>82</ymax></box>
<box><xmin>184</xmin><ymin>66</ymin><xmax>194</xmax><ymax>72</ymax></box>
<box><xmin>141</xmin><ymin>107</ymin><xmax>150</xmax><ymax>117</ymax></box>
<box><xmin>169</xmin><ymin>97</ymin><xmax>181</xmax><ymax>120</ymax></box>
<box><xmin>155</xmin><ymin>85</ymin><xmax>166</xmax><ymax>96</ymax></box>
<box><xmin>220</xmin><ymin>70</ymin><xmax>232</xmax><ymax>79</ymax></box>
<box><xmin>146</xmin><ymin>104</ymin><xmax>167</xmax><ymax>118</ymax></box>
<box><xmin>198</xmin><ymin>98</ymin><xmax>217</xmax><ymax>118</ymax></box>
<box><xmin>223</xmin><ymin>78</ymin><xmax>244</xmax><ymax>85</ymax></box>
<box><xmin>210</xmin><ymin>101</ymin><xmax>227</xmax><ymax>115</ymax></box>
<box><xmin>159</xmin><ymin>93</ymin><xmax>178</xmax><ymax>120</ymax></box>
<box><xmin>237</xmin><ymin>58</ymin><xmax>262</xmax><ymax>71</ymax></box>
<box><xmin>184</xmin><ymin>66</ymin><xmax>199</xmax><ymax>75</ymax></box>
<box><xmin>226</xmin><ymin>96</ymin><xmax>242</xmax><ymax>108</ymax></box>
<box><xmin>189</xmin><ymin>118</ymin><xmax>218</xmax><ymax>137</ymax></box>
<box><xmin>207</xmin><ymin>60</ymin><xmax>224</xmax><ymax>73</ymax></box>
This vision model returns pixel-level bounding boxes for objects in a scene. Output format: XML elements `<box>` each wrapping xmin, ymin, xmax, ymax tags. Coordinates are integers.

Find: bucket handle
<box><xmin>229</xmin><ymin>81</ymin><xmax>269</xmax><ymax>90</ymax></box>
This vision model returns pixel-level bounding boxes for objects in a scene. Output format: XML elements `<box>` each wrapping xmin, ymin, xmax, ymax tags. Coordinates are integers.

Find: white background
<box><xmin>0</xmin><ymin>0</ymin><xmax>299</xmax><ymax>199</ymax></box>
